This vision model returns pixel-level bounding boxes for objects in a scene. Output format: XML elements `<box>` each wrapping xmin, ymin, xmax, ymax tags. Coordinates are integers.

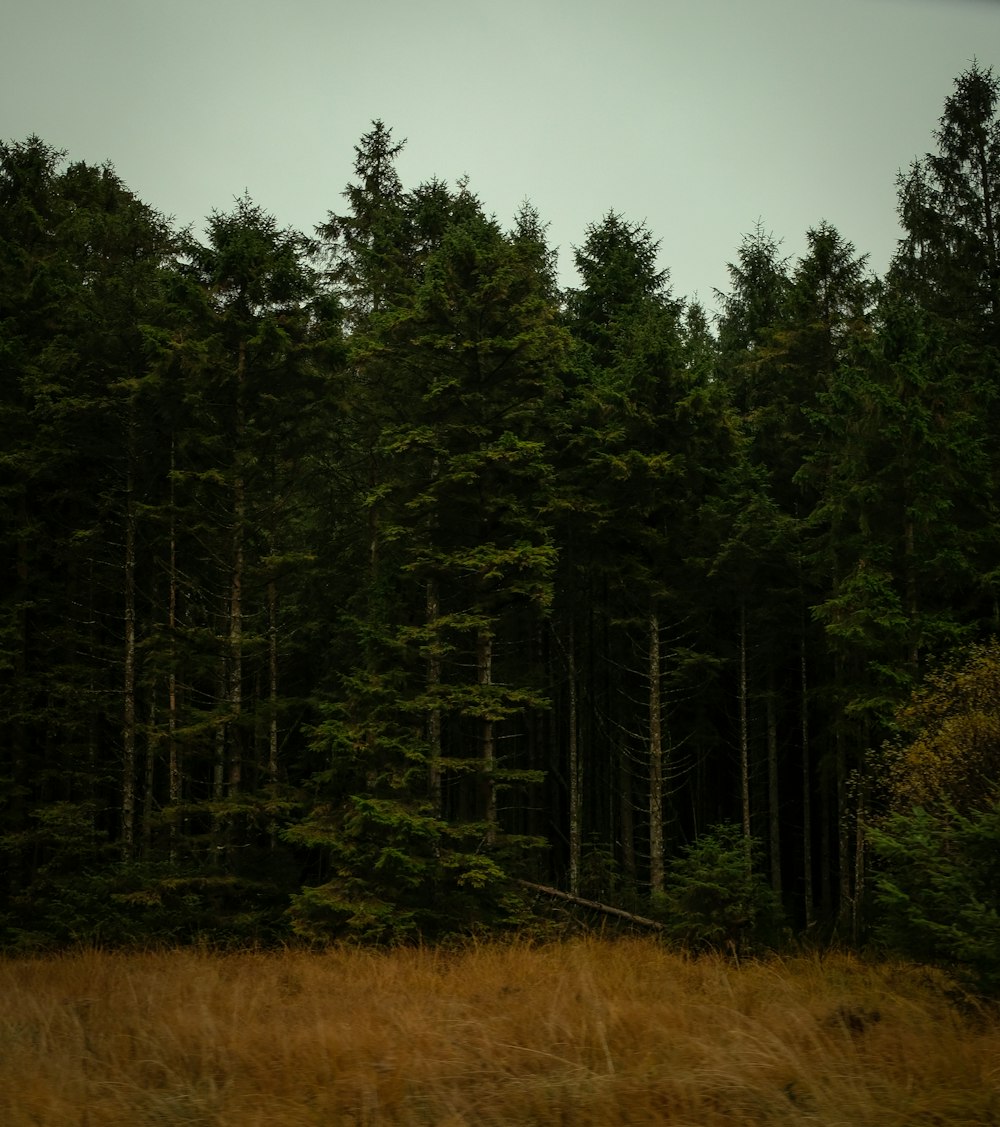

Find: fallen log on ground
<box><xmin>516</xmin><ymin>880</ymin><xmax>666</xmax><ymax>931</ymax></box>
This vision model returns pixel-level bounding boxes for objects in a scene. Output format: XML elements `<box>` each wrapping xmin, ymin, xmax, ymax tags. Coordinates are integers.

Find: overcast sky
<box><xmin>2</xmin><ymin>0</ymin><xmax>998</xmax><ymax>313</ymax></box>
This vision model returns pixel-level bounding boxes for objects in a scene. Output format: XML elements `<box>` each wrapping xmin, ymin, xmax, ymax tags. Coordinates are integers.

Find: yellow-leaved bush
<box><xmin>883</xmin><ymin>639</ymin><xmax>1000</xmax><ymax>814</ymax></box>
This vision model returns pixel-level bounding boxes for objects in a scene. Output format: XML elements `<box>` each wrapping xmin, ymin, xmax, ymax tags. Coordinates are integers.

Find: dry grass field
<box><xmin>1</xmin><ymin>939</ymin><xmax>998</xmax><ymax>1126</ymax></box>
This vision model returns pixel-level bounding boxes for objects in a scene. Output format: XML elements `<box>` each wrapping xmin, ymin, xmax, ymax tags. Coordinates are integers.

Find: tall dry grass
<box><xmin>1</xmin><ymin>939</ymin><xmax>998</xmax><ymax>1125</ymax></box>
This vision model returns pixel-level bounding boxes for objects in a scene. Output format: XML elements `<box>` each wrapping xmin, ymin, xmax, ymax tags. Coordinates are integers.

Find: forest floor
<box><xmin>1</xmin><ymin>938</ymin><xmax>998</xmax><ymax>1126</ymax></box>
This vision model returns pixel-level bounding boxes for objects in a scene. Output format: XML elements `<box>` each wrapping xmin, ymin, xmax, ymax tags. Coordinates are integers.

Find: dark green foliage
<box><xmin>870</xmin><ymin>801</ymin><xmax>1000</xmax><ymax>996</ymax></box>
<box><xmin>286</xmin><ymin>140</ymin><xmax>566</xmax><ymax>942</ymax></box>
<box><xmin>893</xmin><ymin>62</ymin><xmax>1000</xmax><ymax>344</ymax></box>
<box><xmin>658</xmin><ymin>824</ymin><xmax>785</xmax><ymax>954</ymax></box>
<box><xmin>0</xmin><ymin>803</ymin><xmax>298</xmax><ymax>948</ymax></box>
<box><xmin>868</xmin><ymin>641</ymin><xmax>1000</xmax><ymax>995</ymax></box>
<box><xmin>3</xmin><ymin>67</ymin><xmax>1000</xmax><ymax>953</ymax></box>
<box><xmin>890</xmin><ymin>63</ymin><xmax>1000</xmax><ymax>630</ymax></box>
<box><xmin>284</xmin><ymin>805</ymin><xmax>526</xmax><ymax>944</ymax></box>
<box><xmin>2</xmin><ymin>864</ymin><xmax>295</xmax><ymax>951</ymax></box>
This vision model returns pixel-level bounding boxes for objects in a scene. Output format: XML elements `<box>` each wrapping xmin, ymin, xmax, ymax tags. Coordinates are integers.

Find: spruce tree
<box><xmin>891</xmin><ymin>64</ymin><xmax>1000</xmax><ymax>632</ymax></box>
<box><xmin>893</xmin><ymin>63</ymin><xmax>1000</xmax><ymax>347</ymax></box>
<box><xmin>289</xmin><ymin>172</ymin><xmax>567</xmax><ymax>941</ymax></box>
<box><xmin>561</xmin><ymin>214</ymin><xmax>736</xmax><ymax>900</ymax></box>
<box><xmin>0</xmin><ymin>140</ymin><xmax>179</xmax><ymax>935</ymax></box>
<box><xmin>172</xmin><ymin>196</ymin><xmax>331</xmax><ymax>868</ymax></box>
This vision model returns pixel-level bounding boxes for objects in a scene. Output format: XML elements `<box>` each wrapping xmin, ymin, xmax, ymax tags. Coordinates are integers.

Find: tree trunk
<box><xmin>903</xmin><ymin>513</ymin><xmax>919</xmax><ymax>670</ymax></box>
<box><xmin>478</xmin><ymin>627</ymin><xmax>497</xmax><ymax>844</ymax></box>
<box><xmin>220</xmin><ymin>335</ymin><xmax>248</xmax><ymax>863</ymax></box>
<box><xmin>121</xmin><ymin>448</ymin><xmax>137</xmax><ymax>861</ymax></box>
<box><xmin>211</xmin><ymin>657</ymin><xmax>226</xmax><ymax>865</ymax></box>
<box><xmin>835</xmin><ymin>661</ymin><xmax>852</xmax><ymax>934</ymax></box>
<box><xmin>142</xmin><ymin>694</ymin><xmax>156</xmax><ymax>859</ymax></box>
<box><xmin>738</xmin><ymin>600</ymin><xmax>751</xmax><ymax>873</ymax></box>
<box><xmin>227</xmin><ymin>343</ymin><xmax>246</xmax><ymax>800</ymax></box>
<box><xmin>853</xmin><ymin>759</ymin><xmax>866</xmax><ymax>945</ymax></box>
<box><xmin>801</xmin><ymin>637</ymin><xmax>814</xmax><ymax>928</ymax></box>
<box><xmin>268</xmin><ymin>577</ymin><xmax>279</xmax><ymax>785</ymax></box>
<box><xmin>427</xmin><ymin>577</ymin><xmax>442</xmax><ymax>814</ymax></box>
<box><xmin>226</xmin><ymin>510</ymin><xmax>244</xmax><ymax>792</ymax></box>
<box><xmin>648</xmin><ymin>608</ymin><xmax>664</xmax><ymax>895</ymax></box>
<box><xmin>10</xmin><ymin>504</ymin><xmax>30</xmax><ymax>893</ymax></box>
<box><xmin>567</xmin><ymin>620</ymin><xmax>581</xmax><ymax>896</ymax></box>
<box><xmin>168</xmin><ymin>438</ymin><xmax>181</xmax><ymax>862</ymax></box>
<box><xmin>618</xmin><ymin>742</ymin><xmax>635</xmax><ymax>887</ymax></box>
<box><xmin>820</xmin><ymin>759</ymin><xmax>833</xmax><ymax>921</ymax></box>
<box><xmin>518</xmin><ymin>880</ymin><xmax>666</xmax><ymax>931</ymax></box>
<box><xmin>766</xmin><ymin>667</ymin><xmax>781</xmax><ymax>896</ymax></box>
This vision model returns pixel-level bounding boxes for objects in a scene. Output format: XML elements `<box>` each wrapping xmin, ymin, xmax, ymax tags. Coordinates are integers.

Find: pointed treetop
<box><xmin>891</xmin><ymin>63</ymin><xmax>1000</xmax><ymax>334</ymax></box>
<box><xmin>716</xmin><ymin>221</ymin><xmax>790</xmax><ymax>353</ymax></box>
<box><xmin>352</xmin><ymin>119</ymin><xmax>406</xmax><ymax>202</ymax></box>
<box><xmin>572</xmin><ymin>211</ymin><xmax>668</xmax><ymax>307</ymax></box>
<box><xmin>195</xmin><ymin>193</ymin><xmax>314</xmax><ymax>316</ymax></box>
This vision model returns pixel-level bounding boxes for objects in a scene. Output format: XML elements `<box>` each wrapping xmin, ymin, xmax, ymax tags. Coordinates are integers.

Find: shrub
<box><xmin>869</xmin><ymin>798</ymin><xmax>1000</xmax><ymax>995</ymax></box>
<box><xmin>658</xmin><ymin>822</ymin><xmax>785</xmax><ymax>954</ymax></box>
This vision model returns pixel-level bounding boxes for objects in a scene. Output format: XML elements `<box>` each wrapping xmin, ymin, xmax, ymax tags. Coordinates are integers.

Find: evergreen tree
<box><xmin>784</xmin><ymin>223</ymin><xmax>875</xmax><ymax>933</ymax></box>
<box><xmin>893</xmin><ymin>62</ymin><xmax>1000</xmax><ymax>347</ymax></box>
<box><xmin>891</xmin><ymin>63</ymin><xmax>1000</xmax><ymax>631</ymax></box>
<box><xmin>716</xmin><ymin>222</ymin><xmax>792</xmax><ymax>423</ymax></box>
<box><xmin>715</xmin><ymin>226</ymin><xmax>798</xmax><ymax>900</ymax></box>
<box><xmin>289</xmin><ymin>177</ymin><xmax>567</xmax><ymax>941</ymax></box>
<box><xmin>171</xmin><ymin>196</ymin><xmax>334</xmax><ymax>866</ymax></box>
<box><xmin>559</xmin><ymin>214</ymin><xmax>736</xmax><ymax>901</ymax></box>
<box><xmin>715</xmin><ymin>220</ymin><xmax>876</xmax><ymax>929</ymax></box>
<box><xmin>0</xmin><ymin>140</ymin><xmax>179</xmax><ymax>935</ymax></box>
<box><xmin>318</xmin><ymin>120</ymin><xmax>413</xmax><ymax>319</ymax></box>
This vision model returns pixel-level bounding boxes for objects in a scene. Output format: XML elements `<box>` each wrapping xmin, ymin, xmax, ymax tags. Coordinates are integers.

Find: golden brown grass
<box><xmin>1</xmin><ymin>939</ymin><xmax>998</xmax><ymax>1126</ymax></box>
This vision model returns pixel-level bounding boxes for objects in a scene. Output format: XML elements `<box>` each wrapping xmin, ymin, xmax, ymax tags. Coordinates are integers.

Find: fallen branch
<box><xmin>517</xmin><ymin>880</ymin><xmax>666</xmax><ymax>931</ymax></box>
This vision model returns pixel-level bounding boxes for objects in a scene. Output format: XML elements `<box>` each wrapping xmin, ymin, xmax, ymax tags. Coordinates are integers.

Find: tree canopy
<box><xmin>3</xmin><ymin>68</ymin><xmax>1000</xmax><ymax>960</ymax></box>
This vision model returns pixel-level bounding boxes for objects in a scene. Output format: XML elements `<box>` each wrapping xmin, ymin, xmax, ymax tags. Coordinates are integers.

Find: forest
<box><xmin>2</xmin><ymin>64</ymin><xmax>1000</xmax><ymax>983</ymax></box>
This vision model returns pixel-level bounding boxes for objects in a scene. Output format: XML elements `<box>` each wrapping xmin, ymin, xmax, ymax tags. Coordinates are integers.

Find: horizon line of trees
<box><xmin>2</xmin><ymin>63</ymin><xmax>999</xmax><ymax>954</ymax></box>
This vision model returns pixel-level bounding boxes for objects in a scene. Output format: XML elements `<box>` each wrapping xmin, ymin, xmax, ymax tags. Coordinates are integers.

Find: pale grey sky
<box><xmin>2</xmin><ymin>0</ymin><xmax>998</xmax><ymax>312</ymax></box>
